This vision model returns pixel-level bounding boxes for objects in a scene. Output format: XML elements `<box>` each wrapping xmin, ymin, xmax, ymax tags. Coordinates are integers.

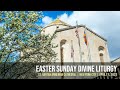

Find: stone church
<box><xmin>42</xmin><ymin>18</ymin><xmax>111</xmax><ymax>63</ymax></box>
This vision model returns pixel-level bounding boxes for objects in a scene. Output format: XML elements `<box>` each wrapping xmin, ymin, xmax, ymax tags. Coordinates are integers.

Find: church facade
<box><xmin>42</xmin><ymin>18</ymin><xmax>111</xmax><ymax>63</ymax></box>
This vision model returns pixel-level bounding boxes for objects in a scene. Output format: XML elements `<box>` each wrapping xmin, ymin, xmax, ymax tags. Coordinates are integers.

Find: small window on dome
<box><xmin>57</xmin><ymin>26</ymin><xmax>59</xmax><ymax>29</ymax></box>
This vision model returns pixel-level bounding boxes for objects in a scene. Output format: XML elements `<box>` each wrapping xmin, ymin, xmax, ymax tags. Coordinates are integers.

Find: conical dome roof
<box><xmin>44</xmin><ymin>18</ymin><xmax>71</xmax><ymax>28</ymax></box>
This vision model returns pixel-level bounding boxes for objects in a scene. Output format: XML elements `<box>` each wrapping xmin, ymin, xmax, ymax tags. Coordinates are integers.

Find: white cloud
<box><xmin>58</xmin><ymin>13</ymin><xmax>69</xmax><ymax>23</ymax></box>
<box><xmin>42</xmin><ymin>16</ymin><xmax>53</xmax><ymax>26</ymax></box>
<box><xmin>59</xmin><ymin>11</ymin><xmax>96</xmax><ymax>24</ymax></box>
<box><xmin>60</xmin><ymin>12</ymin><xmax>111</xmax><ymax>40</ymax></box>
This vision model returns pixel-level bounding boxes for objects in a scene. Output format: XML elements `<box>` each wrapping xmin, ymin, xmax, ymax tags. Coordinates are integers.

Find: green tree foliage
<box><xmin>0</xmin><ymin>11</ymin><xmax>58</xmax><ymax>79</ymax></box>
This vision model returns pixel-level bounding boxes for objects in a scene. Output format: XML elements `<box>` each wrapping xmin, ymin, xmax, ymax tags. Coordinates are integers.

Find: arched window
<box><xmin>56</xmin><ymin>26</ymin><xmax>59</xmax><ymax>29</ymax></box>
<box><xmin>98</xmin><ymin>46</ymin><xmax>104</xmax><ymax>65</ymax></box>
<box><xmin>60</xmin><ymin>39</ymin><xmax>67</xmax><ymax>65</ymax></box>
<box><xmin>98</xmin><ymin>46</ymin><xmax>104</xmax><ymax>51</ymax></box>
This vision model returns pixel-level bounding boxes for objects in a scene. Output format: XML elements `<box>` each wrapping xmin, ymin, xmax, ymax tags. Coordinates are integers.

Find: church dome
<box><xmin>42</xmin><ymin>18</ymin><xmax>71</xmax><ymax>35</ymax></box>
<box><xmin>43</xmin><ymin>18</ymin><xmax>71</xmax><ymax>29</ymax></box>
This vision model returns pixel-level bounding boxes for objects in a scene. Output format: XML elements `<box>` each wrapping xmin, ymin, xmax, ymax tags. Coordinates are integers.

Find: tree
<box><xmin>0</xmin><ymin>11</ymin><xmax>58</xmax><ymax>79</ymax></box>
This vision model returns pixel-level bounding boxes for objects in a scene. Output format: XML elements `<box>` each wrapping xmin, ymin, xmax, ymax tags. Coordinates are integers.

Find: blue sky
<box><xmin>40</xmin><ymin>11</ymin><xmax>120</xmax><ymax>61</ymax></box>
<box><xmin>43</xmin><ymin>11</ymin><xmax>72</xmax><ymax>18</ymax></box>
